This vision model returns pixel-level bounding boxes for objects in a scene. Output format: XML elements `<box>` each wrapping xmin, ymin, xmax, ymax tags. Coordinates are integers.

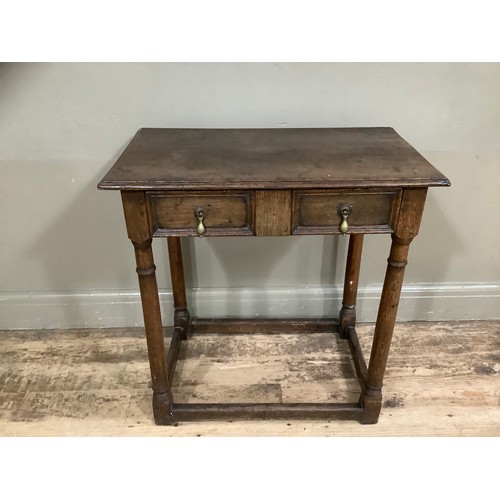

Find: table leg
<box><xmin>133</xmin><ymin>239</ymin><xmax>174</xmax><ymax>424</ymax></box>
<box><xmin>122</xmin><ymin>191</ymin><xmax>174</xmax><ymax>425</ymax></box>
<box><xmin>360</xmin><ymin>188</ymin><xmax>427</xmax><ymax>424</ymax></box>
<box><xmin>167</xmin><ymin>237</ymin><xmax>191</xmax><ymax>339</ymax></box>
<box><xmin>360</xmin><ymin>234</ymin><xmax>412</xmax><ymax>423</ymax></box>
<box><xmin>339</xmin><ymin>233</ymin><xmax>364</xmax><ymax>339</ymax></box>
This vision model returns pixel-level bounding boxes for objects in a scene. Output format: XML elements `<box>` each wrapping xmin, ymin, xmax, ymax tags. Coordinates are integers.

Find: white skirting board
<box><xmin>0</xmin><ymin>282</ymin><xmax>499</xmax><ymax>329</ymax></box>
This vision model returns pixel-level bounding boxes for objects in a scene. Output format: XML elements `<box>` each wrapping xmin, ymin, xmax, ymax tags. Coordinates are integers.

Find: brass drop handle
<box><xmin>338</xmin><ymin>204</ymin><xmax>352</xmax><ymax>235</ymax></box>
<box><xmin>196</xmin><ymin>209</ymin><xmax>206</xmax><ymax>237</ymax></box>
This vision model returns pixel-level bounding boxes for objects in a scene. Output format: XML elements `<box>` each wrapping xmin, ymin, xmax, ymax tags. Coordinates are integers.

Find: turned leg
<box><xmin>360</xmin><ymin>188</ymin><xmax>427</xmax><ymax>424</ymax></box>
<box><xmin>339</xmin><ymin>233</ymin><xmax>364</xmax><ymax>339</ymax></box>
<box><xmin>133</xmin><ymin>239</ymin><xmax>174</xmax><ymax>424</ymax></box>
<box><xmin>167</xmin><ymin>237</ymin><xmax>191</xmax><ymax>339</ymax></box>
<box><xmin>360</xmin><ymin>234</ymin><xmax>413</xmax><ymax>423</ymax></box>
<box><xmin>122</xmin><ymin>191</ymin><xmax>174</xmax><ymax>425</ymax></box>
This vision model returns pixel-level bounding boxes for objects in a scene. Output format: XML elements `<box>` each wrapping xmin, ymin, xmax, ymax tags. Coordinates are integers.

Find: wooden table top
<box><xmin>98</xmin><ymin>127</ymin><xmax>450</xmax><ymax>191</ymax></box>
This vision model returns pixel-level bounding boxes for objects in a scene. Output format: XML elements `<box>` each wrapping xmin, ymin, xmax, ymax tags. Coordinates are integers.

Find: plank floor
<box><xmin>0</xmin><ymin>321</ymin><xmax>498</xmax><ymax>436</ymax></box>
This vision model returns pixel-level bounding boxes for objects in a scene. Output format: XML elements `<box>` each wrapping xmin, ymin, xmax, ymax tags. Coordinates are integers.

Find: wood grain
<box><xmin>122</xmin><ymin>191</ymin><xmax>173</xmax><ymax>424</ymax></box>
<box><xmin>148</xmin><ymin>190</ymin><xmax>255</xmax><ymax>237</ymax></box>
<box><xmin>339</xmin><ymin>234</ymin><xmax>364</xmax><ymax>338</ymax></box>
<box><xmin>255</xmin><ymin>190</ymin><xmax>292</xmax><ymax>236</ymax></box>
<box><xmin>0</xmin><ymin>321</ymin><xmax>498</xmax><ymax>436</ymax></box>
<box><xmin>121</xmin><ymin>191</ymin><xmax>151</xmax><ymax>241</ymax></box>
<box><xmin>361</xmin><ymin>188</ymin><xmax>428</xmax><ymax>423</ymax></box>
<box><xmin>110</xmin><ymin>130</ymin><xmax>450</xmax><ymax>425</ymax></box>
<box><xmin>191</xmin><ymin>318</ymin><xmax>339</xmax><ymax>334</ymax></box>
<box><xmin>167</xmin><ymin>237</ymin><xmax>191</xmax><ymax>338</ymax></box>
<box><xmin>292</xmin><ymin>189</ymin><xmax>401</xmax><ymax>234</ymax></box>
<box><xmin>98</xmin><ymin>128</ymin><xmax>451</xmax><ymax>191</ymax></box>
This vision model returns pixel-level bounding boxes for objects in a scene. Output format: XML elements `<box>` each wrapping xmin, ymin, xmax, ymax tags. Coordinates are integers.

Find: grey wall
<box><xmin>1</xmin><ymin>63</ymin><xmax>499</xmax><ymax>328</ymax></box>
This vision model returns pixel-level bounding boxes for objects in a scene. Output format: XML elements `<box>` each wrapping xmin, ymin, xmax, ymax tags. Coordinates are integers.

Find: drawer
<box><xmin>292</xmin><ymin>189</ymin><xmax>402</xmax><ymax>235</ymax></box>
<box><xmin>147</xmin><ymin>191</ymin><xmax>255</xmax><ymax>236</ymax></box>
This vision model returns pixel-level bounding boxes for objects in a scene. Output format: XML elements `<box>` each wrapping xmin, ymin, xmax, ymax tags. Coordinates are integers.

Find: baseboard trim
<box><xmin>1</xmin><ymin>282</ymin><xmax>498</xmax><ymax>329</ymax></box>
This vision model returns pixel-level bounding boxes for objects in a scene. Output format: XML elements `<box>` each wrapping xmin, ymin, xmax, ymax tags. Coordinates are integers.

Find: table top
<box><xmin>98</xmin><ymin>127</ymin><xmax>450</xmax><ymax>191</ymax></box>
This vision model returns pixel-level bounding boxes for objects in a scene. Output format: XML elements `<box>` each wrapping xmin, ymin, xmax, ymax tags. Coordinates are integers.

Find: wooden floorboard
<box><xmin>0</xmin><ymin>321</ymin><xmax>498</xmax><ymax>436</ymax></box>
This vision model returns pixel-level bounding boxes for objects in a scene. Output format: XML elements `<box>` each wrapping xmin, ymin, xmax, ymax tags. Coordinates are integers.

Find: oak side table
<box><xmin>98</xmin><ymin>128</ymin><xmax>450</xmax><ymax>425</ymax></box>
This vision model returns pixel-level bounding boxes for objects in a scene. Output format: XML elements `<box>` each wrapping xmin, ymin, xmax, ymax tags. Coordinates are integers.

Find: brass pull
<box><xmin>196</xmin><ymin>209</ymin><xmax>206</xmax><ymax>237</ymax></box>
<box><xmin>338</xmin><ymin>204</ymin><xmax>352</xmax><ymax>235</ymax></box>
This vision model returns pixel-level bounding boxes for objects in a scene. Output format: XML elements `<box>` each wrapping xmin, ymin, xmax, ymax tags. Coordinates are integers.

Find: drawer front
<box><xmin>148</xmin><ymin>191</ymin><xmax>255</xmax><ymax>236</ymax></box>
<box><xmin>292</xmin><ymin>189</ymin><xmax>402</xmax><ymax>234</ymax></box>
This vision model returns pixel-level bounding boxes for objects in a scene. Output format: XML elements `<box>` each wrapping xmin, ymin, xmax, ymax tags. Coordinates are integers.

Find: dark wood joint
<box><xmin>152</xmin><ymin>389</ymin><xmax>175</xmax><ymax>425</ymax></box>
<box><xmin>174</xmin><ymin>308</ymin><xmax>192</xmax><ymax>340</ymax></box>
<box><xmin>132</xmin><ymin>239</ymin><xmax>153</xmax><ymax>250</ymax></box>
<box><xmin>121</xmin><ymin>191</ymin><xmax>152</xmax><ymax>241</ymax></box>
<box><xmin>339</xmin><ymin>305</ymin><xmax>356</xmax><ymax>339</ymax></box>
<box><xmin>359</xmin><ymin>385</ymin><xmax>383</xmax><ymax>424</ymax></box>
<box><xmin>395</xmin><ymin>188</ymin><xmax>428</xmax><ymax>241</ymax></box>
